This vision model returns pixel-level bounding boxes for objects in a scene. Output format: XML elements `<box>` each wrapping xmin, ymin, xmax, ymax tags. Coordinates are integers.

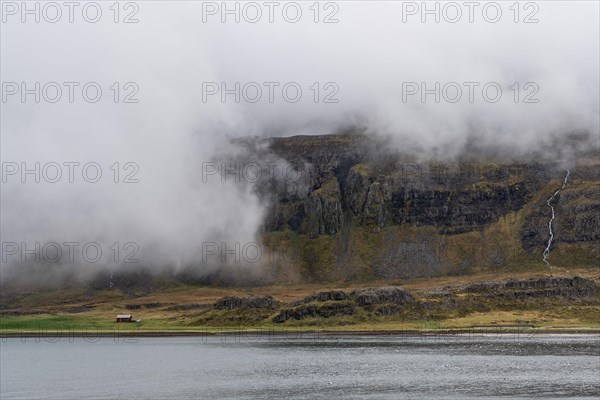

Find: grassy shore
<box><xmin>2</xmin><ymin>313</ymin><xmax>599</xmax><ymax>336</ymax></box>
<box><xmin>2</xmin><ymin>267</ymin><xmax>599</xmax><ymax>336</ymax></box>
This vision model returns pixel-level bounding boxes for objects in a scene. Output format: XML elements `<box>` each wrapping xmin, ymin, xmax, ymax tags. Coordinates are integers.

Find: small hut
<box><xmin>116</xmin><ymin>314</ymin><xmax>133</xmax><ymax>322</ymax></box>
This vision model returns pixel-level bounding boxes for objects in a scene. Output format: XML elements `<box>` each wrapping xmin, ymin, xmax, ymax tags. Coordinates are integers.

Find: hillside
<box><xmin>1</xmin><ymin>270</ymin><xmax>598</xmax><ymax>333</ymax></box>
<box><xmin>238</xmin><ymin>133</ymin><xmax>599</xmax><ymax>284</ymax></box>
<box><xmin>1</xmin><ymin>133</ymin><xmax>599</xmax><ymax>331</ymax></box>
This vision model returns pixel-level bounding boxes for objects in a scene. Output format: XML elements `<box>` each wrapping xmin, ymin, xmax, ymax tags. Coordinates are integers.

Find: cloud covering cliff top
<box><xmin>1</xmin><ymin>1</ymin><xmax>598</xmax><ymax>285</ymax></box>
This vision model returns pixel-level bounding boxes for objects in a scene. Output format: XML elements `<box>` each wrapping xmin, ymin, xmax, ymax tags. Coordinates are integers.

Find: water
<box><xmin>1</xmin><ymin>334</ymin><xmax>599</xmax><ymax>399</ymax></box>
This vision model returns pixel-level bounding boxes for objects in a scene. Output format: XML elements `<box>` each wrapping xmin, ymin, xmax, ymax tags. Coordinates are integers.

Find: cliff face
<box><xmin>240</xmin><ymin>134</ymin><xmax>599</xmax><ymax>282</ymax></box>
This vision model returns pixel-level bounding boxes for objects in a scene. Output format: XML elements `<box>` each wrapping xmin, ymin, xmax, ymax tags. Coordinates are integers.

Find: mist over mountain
<box><xmin>2</xmin><ymin>131</ymin><xmax>598</xmax><ymax>290</ymax></box>
<box><xmin>1</xmin><ymin>2</ymin><xmax>598</xmax><ymax>288</ymax></box>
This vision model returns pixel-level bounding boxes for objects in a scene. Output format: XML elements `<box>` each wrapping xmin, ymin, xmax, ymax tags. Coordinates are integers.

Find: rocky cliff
<box><xmin>234</xmin><ymin>133</ymin><xmax>599</xmax><ymax>282</ymax></box>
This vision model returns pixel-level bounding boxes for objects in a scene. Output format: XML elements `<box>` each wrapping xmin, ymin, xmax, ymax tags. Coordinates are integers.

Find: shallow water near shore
<box><xmin>1</xmin><ymin>334</ymin><xmax>599</xmax><ymax>399</ymax></box>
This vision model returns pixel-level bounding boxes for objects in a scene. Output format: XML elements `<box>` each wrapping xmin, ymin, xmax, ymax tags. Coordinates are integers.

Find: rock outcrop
<box><xmin>351</xmin><ymin>287</ymin><xmax>414</xmax><ymax>306</ymax></box>
<box><xmin>273</xmin><ymin>286</ymin><xmax>414</xmax><ymax>322</ymax></box>
<box><xmin>214</xmin><ymin>296</ymin><xmax>278</xmax><ymax>310</ymax></box>
<box><xmin>273</xmin><ymin>301</ymin><xmax>356</xmax><ymax>323</ymax></box>
<box><xmin>460</xmin><ymin>277</ymin><xmax>598</xmax><ymax>300</ymax></box>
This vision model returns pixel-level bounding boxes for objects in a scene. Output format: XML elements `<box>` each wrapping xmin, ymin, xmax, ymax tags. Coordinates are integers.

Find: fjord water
<box><xmin>1</xmin><ymin>334</ymin><xmax>598</xmax><ymax>399</ymax></box>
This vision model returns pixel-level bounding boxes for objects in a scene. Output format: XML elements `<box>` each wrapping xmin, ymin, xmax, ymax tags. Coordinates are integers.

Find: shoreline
<box><xmin>2</xmin><ymin>328</ymin><xmax>600</xmax><ymax>338</ymax></box>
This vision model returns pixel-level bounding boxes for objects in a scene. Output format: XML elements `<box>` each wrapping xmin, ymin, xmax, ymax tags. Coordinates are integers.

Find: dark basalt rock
<box><xmin>461</xmin><ymin>277</ymin><xmax>598</xmax><ymax>294</ymax></box>
<box><xmin>491</xmin><ymin>287</ymin><xmax>597</xmax><ymax>300</ymax></box>
<box><xmin>214</xmin><ymin>296</ymin><xmax>278</xmax><ymax>310</ymax></box>
<box><xmin>275</xmin><ymin>286</ymin><xmax>415</xmax><ymax>322</ymax></box>
<box><xmin>302</xmin><ymin>290</ymin><xmax>349</xmax><ymax>303</ymax></box>
<box><xmin>520</xmin><ymin>166</ymin><xmax>600</xmax><ymax>253</ymax></box>
<box><xmin>257</xmin><ymin>134</ymin><xmax>555</xmax><ymax>236</ymax></box>
<box><xmin>273</xmin><ymin>301</ymin><xmax>355</xmax><ymax>323</ymax></box>
<box><xmin>351</xmin><ymin>287</ymin><xmax>414</xmax><ymax>306</ymax></box>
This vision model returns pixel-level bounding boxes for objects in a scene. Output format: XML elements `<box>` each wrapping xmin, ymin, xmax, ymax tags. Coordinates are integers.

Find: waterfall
<box><xmin>542</xmin><ymin>169</ymin><xmax>570</xmax><ymax>268</ymax></box>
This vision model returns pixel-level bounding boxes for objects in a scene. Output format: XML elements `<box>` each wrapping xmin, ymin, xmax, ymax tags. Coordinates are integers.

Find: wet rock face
<box><xmin>257</xmin><ymin>134</ymin><xmax>561</xmax><ymax>237</ymax></box>
<box><xmin>556</xmin><ymin>186</ymin><xmax>600</xmax><ymax>243</ymax></box>
<box><xmin>520</xmin><ymin>165</ymin><xmax>600</xmax><ymax>253</ymax></box>
<box><xmin>303</xmin><ymin>177</ymin><xmax>344</xmax><ymax>238</ymax></box>
<box><xmin>233</xmin><ymin>134</ymin><xmax>600</xmax><ymax>277</ymax></box>
<box><xmin>214</xmin><ymin>296</ymin><xmax>277</xmax><ymax>310</ymax></box>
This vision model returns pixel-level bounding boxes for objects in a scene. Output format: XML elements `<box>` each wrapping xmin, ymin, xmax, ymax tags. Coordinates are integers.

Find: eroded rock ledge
<box><xmin>195</xmin><ymin>277</ymin><xmax>598</xmax><ymax>325</ymax></box>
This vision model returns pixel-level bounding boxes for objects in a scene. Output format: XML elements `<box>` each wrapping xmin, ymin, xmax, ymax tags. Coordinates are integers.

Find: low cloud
<box><xmin>1</xmin><ymin>1</ymin><xmax>598</xmax><ymax>286</ymax></box>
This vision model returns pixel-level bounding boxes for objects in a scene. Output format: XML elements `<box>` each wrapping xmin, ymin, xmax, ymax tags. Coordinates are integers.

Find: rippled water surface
<box><xmin>1</xmin><ymin>334</ymin><xmax>599</xmax><ymax>399</ymax></box>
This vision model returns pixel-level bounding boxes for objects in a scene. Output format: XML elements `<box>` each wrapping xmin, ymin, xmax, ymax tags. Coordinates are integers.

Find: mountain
<box><xmin>227</xmin><ymin>133</ymin><xmax>599</xmax><ymax>284</ymax></box>
<box><xmin>2</xmin><ymin>133</ymin><xmax>598</xmax><ymax>329</ymax></box>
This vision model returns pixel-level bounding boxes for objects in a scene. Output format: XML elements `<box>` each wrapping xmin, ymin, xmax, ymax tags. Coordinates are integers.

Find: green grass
<box><xmin>3</xmin><ymin>300</ymin><xmax>599</xmax><ymax>334</ymax></box>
